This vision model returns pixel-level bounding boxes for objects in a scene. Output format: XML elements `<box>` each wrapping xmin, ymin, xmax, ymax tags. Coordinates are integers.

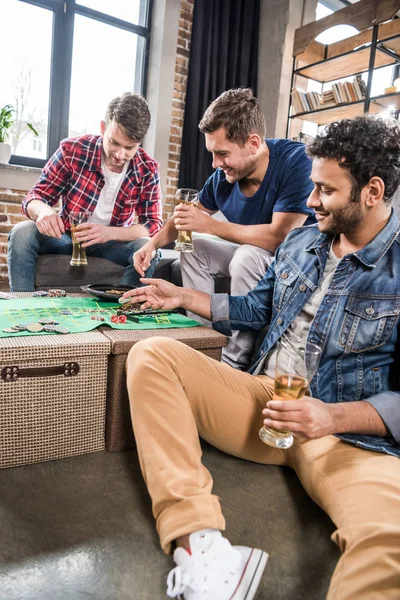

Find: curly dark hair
<box><xmin>105</xmin><ymin>92</ymin><xmax>150</xmax><ymax>143</ymax></box>
<box><xmin>306</xmin><ymin>116</ymin><xmax>400</xmax><ymax>204</ymax></box>
<box><xmin>198</xmin><ymin>88</ymin><xmax>266</xmax><ymax>146</ymax></box>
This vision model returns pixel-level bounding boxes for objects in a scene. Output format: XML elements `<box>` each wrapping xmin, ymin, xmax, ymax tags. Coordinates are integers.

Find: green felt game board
<box><xmin>0</xmin><ymin>296</ymin><xmax>200</xmax><ymax>338</ymax></box>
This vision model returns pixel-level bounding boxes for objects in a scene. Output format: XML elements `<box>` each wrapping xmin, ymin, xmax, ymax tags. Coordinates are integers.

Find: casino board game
<box><xmin>0</xmin><ymin>296</ymin><xmax>200</xmax><ymax>338</ymax></box>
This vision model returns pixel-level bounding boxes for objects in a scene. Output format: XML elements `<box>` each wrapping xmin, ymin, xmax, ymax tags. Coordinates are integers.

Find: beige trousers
<box><xmin>126</xmin><ymin>337</ymin><xmax>400</xmax><ymax>600</ymax></box>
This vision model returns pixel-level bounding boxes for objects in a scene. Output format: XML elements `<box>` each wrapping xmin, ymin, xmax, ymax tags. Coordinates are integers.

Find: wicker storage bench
<box><xmin>0</xmin><ymin>331</ymin><xmax>110</xmax><ymax>469</ymax></box>
<box><xmin>100</xmin><ymin>327</ymin><xmax>228</xmax><ymax>452</ymax></box>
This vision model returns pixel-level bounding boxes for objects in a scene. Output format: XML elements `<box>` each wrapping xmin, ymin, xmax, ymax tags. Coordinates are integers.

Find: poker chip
<box><xmin>43</xmin><ymin>324</ymin><xmax>57</xmax><ymax>332</ymax></box>
<box><xmin>33</xmin><ymin>291</ymin><xmax>49</xmax><ymax>297</ymax></box>
<box><xmin>11</xmin><ymin>324</ymin><xmax>28</xmax><ymax>331</ymax></box>
<box><xmin>53</xmin><ymin>325</ymin><xmax>70</xmax><ymax>334</ymax></box>
<box><xmin>38</xmin><ymin>318</ymin><xmax>60</xmax><ymax>325</ymax></box>
<box><xmin>118</xmin><ymin>297</ymin><xmax>131</xmax><ymax>305</ymax></box>
<box><xmin>26</xmin><ymin>323</ymin><xmax>44</xmax><ymax>333</ymax></box>
<box><xmin>3</xmin><ymin>327</ymin><xmax>19</xmax><ymax>333</ymax></box>
<box><xmin>48</xmin><ymin>289</ymin><xmax>66</xmax><ymax>297</ymax></box>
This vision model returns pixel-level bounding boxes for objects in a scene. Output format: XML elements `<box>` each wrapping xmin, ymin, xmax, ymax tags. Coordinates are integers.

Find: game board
<box><xmin>0</xmin><ymin>296</ymin><xmax>200</xmax><ymax>338</ymax></box>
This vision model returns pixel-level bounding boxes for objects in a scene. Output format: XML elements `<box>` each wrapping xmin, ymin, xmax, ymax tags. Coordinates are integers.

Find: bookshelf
<box><xmin>287</xmin><ymin>0</ymin><xmax>400</xmax><ymax>139</ymax></box>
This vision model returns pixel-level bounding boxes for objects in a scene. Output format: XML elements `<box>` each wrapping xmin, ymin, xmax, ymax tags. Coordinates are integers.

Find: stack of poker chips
<box><xmin>32</xmin><ymin>289</ymin><xmax>67</xmax><ymax>298</ymax></box>
<box><xmin>3</xmin><ymin>318</ymin><xmax>70</xmax><ymax>334</ymax></box>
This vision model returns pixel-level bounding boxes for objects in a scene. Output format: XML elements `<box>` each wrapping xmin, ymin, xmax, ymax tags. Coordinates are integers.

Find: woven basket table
<box><xmin>100</xmin><ymin>326</ymin><xmax>228</xmax><ymax>452</ymax></box>
<box><xmin>0</xmin><ymin>330</ymin><xmax>110</xmax><ymax>469</ymax></box>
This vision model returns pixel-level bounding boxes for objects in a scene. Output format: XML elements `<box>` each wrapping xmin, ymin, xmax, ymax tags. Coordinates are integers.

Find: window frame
<box><xmin>11</xmin><ymin>0</ymin><xmax>152</xmax><ymax>168</ymax></box>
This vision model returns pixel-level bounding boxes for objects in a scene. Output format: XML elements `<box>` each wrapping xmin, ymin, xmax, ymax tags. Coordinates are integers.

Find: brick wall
<box><xmin>0</xmin><ymin>189</ymin><xmax>26</xmax><ymax>286</ymax></box>
<box><xmin>163</xmin><ymin>0</ymin><xmax>194</xmax><ymax>220</ymax></box>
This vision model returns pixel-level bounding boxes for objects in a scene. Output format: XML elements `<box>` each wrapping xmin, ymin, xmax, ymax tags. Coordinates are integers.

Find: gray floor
<box><xmin>0</xmin><ymin>443</ymin><xmax>339</xmax><ymax>600</ymax></box>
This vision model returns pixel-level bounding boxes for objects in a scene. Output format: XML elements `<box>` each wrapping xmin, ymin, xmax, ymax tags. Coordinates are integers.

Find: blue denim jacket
<box><xmin>211</xmin><ymin>210</ymin><xmax>400</xmax><ymax>458</ymax></box>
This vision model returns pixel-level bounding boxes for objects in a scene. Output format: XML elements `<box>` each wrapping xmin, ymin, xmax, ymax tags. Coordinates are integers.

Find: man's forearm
<box><xmin>330</xmin><ymin>400</ymin><xmax>389</xmax><ymax>437</ymax></box>
<box><xmin>150</xmin><ymin>217</ymin><xmax>178</xmax><ymax>248</ymax></box>
<box><xmin>181</xmin><ymin>288</ymin><xmax>211</xmax><ymax>320</ymax></box>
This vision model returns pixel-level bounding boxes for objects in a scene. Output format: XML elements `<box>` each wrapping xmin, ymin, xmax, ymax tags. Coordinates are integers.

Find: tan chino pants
<box><xmin>126</xmin><ymin>337</ymin><xmax>400</xmax><ymax>600</ymax></box>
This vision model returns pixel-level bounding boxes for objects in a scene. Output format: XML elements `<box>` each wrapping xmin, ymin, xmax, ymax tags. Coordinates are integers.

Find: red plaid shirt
<box><xmin>22</xmin><ymin>135</ymin><xmax>163</xmax><ymax>236</ymax></box>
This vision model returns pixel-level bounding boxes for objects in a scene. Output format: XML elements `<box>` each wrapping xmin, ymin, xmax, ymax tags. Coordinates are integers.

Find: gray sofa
<box><xmin>34</xmin><ymin>248</ymin><xmax>183</xmax><ymax>292</ymax></box>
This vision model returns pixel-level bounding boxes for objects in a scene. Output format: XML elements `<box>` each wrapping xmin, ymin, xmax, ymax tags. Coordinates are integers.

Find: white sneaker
<box><xmin>166</xmin><ymin>529</ymin><xmax>268</xmax><ymax>599</ymax></box>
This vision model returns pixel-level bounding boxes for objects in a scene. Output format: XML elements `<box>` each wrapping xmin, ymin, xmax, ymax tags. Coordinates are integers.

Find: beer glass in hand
<box><xmin>69</xmin><ymin>211</ymin><xmax>89</xmax><ymax>266</ymax></box>
<box><xmin>259</xmin><ymin>334</ymin><xmax>321</xmax><ymax>449</ymax></box>
<box><xmin>174</xmin><ymin>188</ymin><xmax>199</xmax><ymax>252</ymax></box>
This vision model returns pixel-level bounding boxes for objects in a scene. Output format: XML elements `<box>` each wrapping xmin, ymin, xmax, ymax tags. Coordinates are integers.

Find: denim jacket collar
<box><xmin>305</xmin><ymin>209</ymin><xmax>400</xmax><ymax>268</ymax></box>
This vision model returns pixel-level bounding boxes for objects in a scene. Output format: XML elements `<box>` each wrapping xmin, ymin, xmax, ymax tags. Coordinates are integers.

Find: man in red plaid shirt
<box><xmin>8</xmin><ymin>92</ymin><xmax>163</xmax><ymax>292</ymax></box>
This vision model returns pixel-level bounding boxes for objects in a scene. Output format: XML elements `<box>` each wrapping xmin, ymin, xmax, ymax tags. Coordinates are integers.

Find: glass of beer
<box><xmin>259</xmin><ymin>334</ymin><xmax>321</xmax><ymax>449</ymax></box>
<box><xmin>174</xmin><ymin>188</ymin><xmax>198</xmax><ymax>252</ymax></box>
<box><xmin>69</xmin><ymin>211</ymin><xmax>89</xmax><ymax>266</ymax></box>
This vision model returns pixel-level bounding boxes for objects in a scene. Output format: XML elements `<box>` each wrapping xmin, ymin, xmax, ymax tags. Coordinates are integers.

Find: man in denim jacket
<box><xmin>124</xmin><ymin>116</ymin><xmax>400</xmax><ymax>600</ymax></box>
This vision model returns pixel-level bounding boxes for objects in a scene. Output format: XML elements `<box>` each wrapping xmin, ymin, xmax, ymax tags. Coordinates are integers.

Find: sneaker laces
<box><xmin>166</xmin><ymin>559</ymin><xmax>199</xmax><ymax>597</ymax></box>
<box><xmin>166</xmin><ymin>531</ymin><xmax>242</xmax><ymax>598</ymax></box>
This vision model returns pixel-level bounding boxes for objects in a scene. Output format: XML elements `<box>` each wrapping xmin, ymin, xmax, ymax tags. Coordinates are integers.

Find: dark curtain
<box><xmin>178</xmin><ymin>0</ymin><xmax>260</xmax><ymax>191</ymax></box>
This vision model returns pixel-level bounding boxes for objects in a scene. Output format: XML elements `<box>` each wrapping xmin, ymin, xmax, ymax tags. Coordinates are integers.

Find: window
<box><xmin>32</xmin><ymin>138</ymin><xmax>43</xmax><ymax>154</ymax></box>
<box><xmin>0</xmin><ymin>1</ymin><xmax>52</xmax><ymax>161</ymax></box>
<box><xmin>0</xmin><ymin>0</ymin><xmax>151</xmax><ymax>167</ymax></box>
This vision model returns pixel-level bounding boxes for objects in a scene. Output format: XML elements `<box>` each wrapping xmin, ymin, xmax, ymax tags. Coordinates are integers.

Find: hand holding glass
<box><xmin>174</xmin><ymin>188</ymin><xmax>199</xmax><ymax>252</ymax></box>
<box><xmin>69</xmin><ymin>211</ymin><xmax>89</xmax><ymax>266</ymax></box>
<box><xmin>259</xmin><ymin>335</ymin><xmax>321</xmax><ymax>449</ymax></box>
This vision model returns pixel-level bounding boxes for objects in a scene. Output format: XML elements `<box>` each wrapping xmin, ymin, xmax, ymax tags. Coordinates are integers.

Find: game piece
<box><xmin>33</xmin><ymin>291</ymin><xmax>49</xmax><ymax>297</ymax></box>
<box><xmin>111</xmin><ymin>315</ymin><xmax>119</xmax><ymax>323</ymax></box>
<box><xmin>118</xmin><ymin>296</ymin><xmax>131</xmax><ymax>305</ymax></box>
<box><xmin>90</xmin><ymin>316</ymin><xmax>105</xmax><ymax>321</ymax></box>
<box><xmin>3</xmin><ymin>327</ymin><xmax>20</xmax><ymax>333</ymax></box>
<box><xmin>48</xmin><ymin>289</ymin><xmax>67</xmax><ymax>297</ymax></box>
<box><xmin>53</xmin><ymin>325</ymin><xmax>70</xmax><ymax>334</ymax></box>
<box><xmin>11</xmin><ymin>324</ymin><xmax>28</xmax><ymax>331</ymax></box>
<box><xmin>118</xmin><ymin>315</ymin><xmax>127</xmax><ymax>324</ymax></box>
<box><xmin>43</xmin><ymin>324</ymin><xmax>57</xmax><ymax>332</ymax></box>
<box><xmin>26</xmin><ymin>323</ymin><xmax>44</xmax><ymax>333</ymax></box>
<box><xmin>38</xmin><ymin>318</ymin><xmax>60</xmax><ymax>325</ymax></box>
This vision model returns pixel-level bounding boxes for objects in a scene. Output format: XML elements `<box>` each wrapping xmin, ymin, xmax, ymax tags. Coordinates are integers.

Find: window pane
<box><xmin>69</xmin><ymin>15</ymin><xmax>140</xmax><ymax>137</ymax></box>
<box><xmin>370</xmin><ymin>65</ymin><xmax>395</xmax><ymax>98</ymax></box>
<box><xmin>76</xmin><ymin>0</ymin><xmax>144</xmax><ymax>26</ymax></box>
<box><xmin>0</xmin><ymin>0</ymin><xmax>52</xmax><ymax>160</ymax></box>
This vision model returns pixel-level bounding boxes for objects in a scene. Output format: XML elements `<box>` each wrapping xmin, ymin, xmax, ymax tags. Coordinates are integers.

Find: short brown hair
<box><xmin>105</xmin><ymin>92</ymin><xmax>151</xmax><ymax>143</ymax></box>
<box><xmin>198</xmin><ymin>88</ymin><xmax>266</xmax><ymax>146</ymax></box>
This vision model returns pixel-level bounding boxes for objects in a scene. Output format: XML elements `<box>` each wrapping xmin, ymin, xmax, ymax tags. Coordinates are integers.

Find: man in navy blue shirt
<box><xmin>134</xmin><ymin>88</ymin><xmax>314</xmax><ymax>369</ymax></box>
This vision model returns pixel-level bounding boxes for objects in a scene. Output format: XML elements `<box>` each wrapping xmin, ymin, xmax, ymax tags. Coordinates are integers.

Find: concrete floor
<box><xmin>0</xmin><ymin>443</ymin><xmax>339</xmax><ymax>600</ymax></box>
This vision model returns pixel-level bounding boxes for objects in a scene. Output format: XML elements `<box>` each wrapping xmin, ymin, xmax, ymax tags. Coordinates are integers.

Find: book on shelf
<box><xmin>291</xmin><ymin>76</ymin><xmax>366</xmax><ymax>116</ymax></box>
<box><xmin>356</xmin><ymin>75</ymin><xmax>367</xmax><ymax>98</ymax></box>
